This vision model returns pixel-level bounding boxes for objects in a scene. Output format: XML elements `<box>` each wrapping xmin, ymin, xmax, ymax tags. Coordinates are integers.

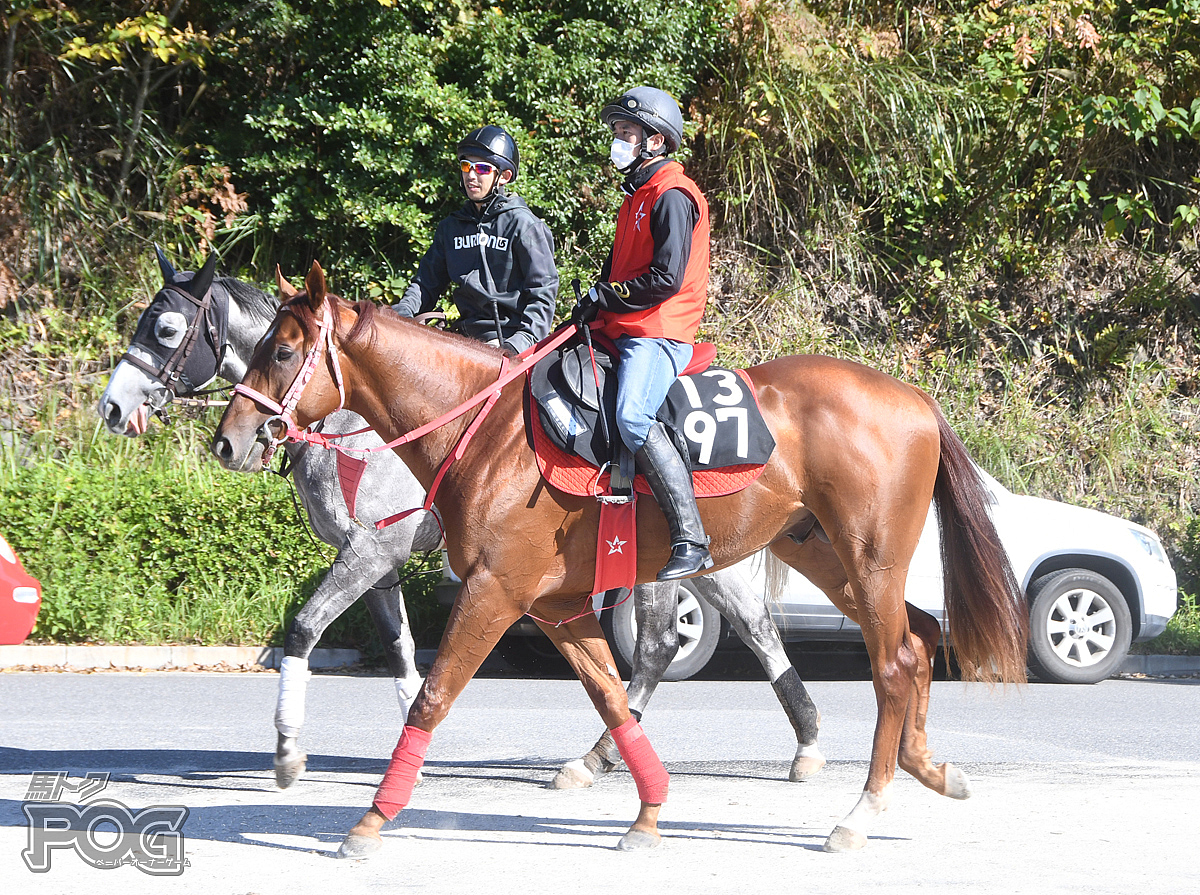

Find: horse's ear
<box><xmin>304</xmin><ymin>261</ymin><xmax>327</xmax><ymax>311</ymax></box>
<box><xmin>187</xmin><ymin>253</ymin><xmax>218</xmax><ymax>299</ymax></box>
<box><xmin>275</xmin><ymin>265</ymin><xmax>298</xmax><ymax>299</ymax></box>
<box><xmin>155</xmin><ymin>244</ymin><xmax>177</xmax><ymax>283</ymax></box>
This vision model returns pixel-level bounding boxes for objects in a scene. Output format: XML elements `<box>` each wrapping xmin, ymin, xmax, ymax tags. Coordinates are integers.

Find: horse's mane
<box><xmin>217</xmin><ymin>275</ymin><xmax>279</xmax><ymax>323</ymax></box>
<box><xmin>283</xmin><ymin>291</ymin><xmax>506</xmax><ymax>362</ymax></box>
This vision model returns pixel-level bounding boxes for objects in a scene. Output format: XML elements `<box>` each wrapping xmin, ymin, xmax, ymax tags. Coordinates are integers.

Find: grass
<box><xmin>1137</xmin><ymin>594</ymin><xmax>1200</xmax><ymax>655</ymax></box>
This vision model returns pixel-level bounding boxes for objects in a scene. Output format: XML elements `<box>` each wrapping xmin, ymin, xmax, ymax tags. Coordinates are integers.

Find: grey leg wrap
<box><xmin>582</xmin><ymin>730</ymin><xmax>623</xmax><ymax>775</ymax></box>
<box><xmin>771</xmin><ymin>666</ymin><xmax>820</xmax><ymax>745</ymax></box>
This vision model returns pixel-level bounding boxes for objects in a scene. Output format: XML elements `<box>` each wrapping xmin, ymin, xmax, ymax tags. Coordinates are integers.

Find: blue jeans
<box><xmin>613</xmin><ymin>335</ymin><xmax>693</xmax><ymax>452</ymax></box>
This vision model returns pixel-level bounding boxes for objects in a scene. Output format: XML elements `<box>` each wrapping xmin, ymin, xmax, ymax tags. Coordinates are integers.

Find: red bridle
<box><xmin>231</xmin><ymin>302</ymin><xmax>347</xmax><ymax>465</ymax></box>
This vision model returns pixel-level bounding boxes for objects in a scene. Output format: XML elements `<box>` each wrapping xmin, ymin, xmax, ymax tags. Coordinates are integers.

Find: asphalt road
<box><xmin>1</xmin><ymin>671</ymin><xmax>1198</xmax><ymax>894</ymax></box>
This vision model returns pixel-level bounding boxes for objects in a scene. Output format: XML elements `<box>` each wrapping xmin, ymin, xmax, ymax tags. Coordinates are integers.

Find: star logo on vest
<box><xmin>606</xmin><ymin>535</ymin><xmax>626</xmax><ymax>555</ymax></box>
<box><xmin>634</xmin><ymin>203</ymin><xmax>647</xmax><ymax>232</ymax></box>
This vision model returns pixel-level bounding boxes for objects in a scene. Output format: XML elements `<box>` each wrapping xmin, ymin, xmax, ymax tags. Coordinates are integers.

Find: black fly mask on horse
<box><xmin>121</xmin><ymin>247</ymin><xmax>230</xmax><ymax>407</ymax></box>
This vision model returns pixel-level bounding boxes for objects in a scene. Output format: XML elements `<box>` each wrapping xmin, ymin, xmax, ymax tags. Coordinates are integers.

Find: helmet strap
<box><xmin>615</xmin><ymin>134</ymin><xmax>654</xmax><ymax>176</ymax></box>
<box><xmin>638</xmin><ymin>130</ymin><xmax>669</xmax><ymax>161</ymax></box>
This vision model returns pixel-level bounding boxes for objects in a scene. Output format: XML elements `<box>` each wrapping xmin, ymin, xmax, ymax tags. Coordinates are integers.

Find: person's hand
<box><xmin>570</xmin><ymin>292</ymin><xmax>600</xmax><ymax>328</ymax></box>
<box><xmin>571</xmin><ymin>281</ymin><xmax>629</xmax><ymax>327</ymax></box>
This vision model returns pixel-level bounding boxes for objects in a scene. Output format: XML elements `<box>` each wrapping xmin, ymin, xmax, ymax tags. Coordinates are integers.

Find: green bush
<box><xmin>0</xmin><ymin>439</ymin><xmax>444</xmax><ymax>651</ymax></box>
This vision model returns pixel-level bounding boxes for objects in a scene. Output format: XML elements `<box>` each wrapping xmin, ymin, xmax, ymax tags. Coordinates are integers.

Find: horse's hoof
<box><xmin>822</xmin><ymin>825</ymin><xmax>866</xmax><ymax>853</ymax></box>
<box><xmin>551</xmin><ymin>759</ymin><xmax>595</xmax><ymax>790</ymax></box>
<box><xmin>337</xmin><ymin>834</ymin><xmax>382</xmax><ymax>859</ymax></box>
<box><xmin>274</xmin><ymin>755</ymin><xmax>307</xmax><ymax>789</ymax></box>
<box><xmin>616</xmin><ymin>829</ymin><xmax>661</xmax><ymax>851</ymax></box>
<box><xmin>788</xmin><ymin>752</ymin><xmax>826</xmax><ymax>782</ymax></box>
<box><xmin>943</xmin><ymin>764</ymin><xmax>971</xmax><ymax>800</ymax></box>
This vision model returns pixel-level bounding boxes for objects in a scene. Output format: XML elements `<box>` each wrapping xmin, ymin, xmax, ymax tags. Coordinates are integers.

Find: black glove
<box><xmin>570</xmin><ymin>293</ymin><xmax>600</xmax><ymax>328</ymax></box>
<box><xmin>571</xmin><ymin>281</ymin><xmax>629</xmax><ymax>327</ymax></box>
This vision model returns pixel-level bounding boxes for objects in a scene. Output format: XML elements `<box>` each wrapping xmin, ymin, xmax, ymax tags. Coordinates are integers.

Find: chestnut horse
<box><xmin>212</xmin><ymin>263</ymin><xmax>1027</xmax><ymax>857</ymax></box>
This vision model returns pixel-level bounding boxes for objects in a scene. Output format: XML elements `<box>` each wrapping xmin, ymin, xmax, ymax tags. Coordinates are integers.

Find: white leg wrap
<box><xmin>275</xmin><ymin>656</ymin><xmax>311</xmax><ymax>739</ymax></box>
<box><xmin>796</xmin><ymin>742</ymin><xmax>824</xmax><ymax>760</ymax></box>
<box><xmin>395</xmin><ymin>675</ymin><xmax>422</xmax><ymax>725</ymax></box>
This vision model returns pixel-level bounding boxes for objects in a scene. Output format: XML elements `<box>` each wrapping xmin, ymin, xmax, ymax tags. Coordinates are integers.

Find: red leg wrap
<box><xmin>372</xmin><ymin>725</ymin><xmax>432</xmax><ymax>820</ymax></box>
<box><xmin>610</xmin><ymin>717</ymin><xmax>669</xmax><ymax>804</ymax></box>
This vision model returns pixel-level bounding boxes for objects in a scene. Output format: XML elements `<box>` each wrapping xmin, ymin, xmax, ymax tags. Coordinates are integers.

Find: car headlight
<box><xmin>1130</xmin><ymin>528</ymin><xmax>1169</xmax><ymax>565</ymax></box>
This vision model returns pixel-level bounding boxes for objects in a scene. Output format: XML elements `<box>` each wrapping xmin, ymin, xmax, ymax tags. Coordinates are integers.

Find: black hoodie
<box><xmin>395</xmin><ymin>193</ymin><xmax>559</xmax><ymax>353</ymax></box>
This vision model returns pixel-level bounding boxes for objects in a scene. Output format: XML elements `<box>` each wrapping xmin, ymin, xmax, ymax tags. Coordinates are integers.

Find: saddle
<box><xmin>527</xmin><ymin>335</ymin><xmax>775</xmax><ymax>498</ymax></box>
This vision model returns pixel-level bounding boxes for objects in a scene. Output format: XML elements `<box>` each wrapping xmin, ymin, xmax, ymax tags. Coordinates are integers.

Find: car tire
<box><xmin>601</xmin><ymin>580</ymin><xmax>722</xmax><ymax>682</ymax></box>
<box><xmin>1026</xmin><ymin>568</ymin><xmax>1133</xmax><ymax>684</ymax></box>
<box><xmin>494</xmin><ymin>633</ymin><xmax>571</xmax><ymax>675</ymax></box>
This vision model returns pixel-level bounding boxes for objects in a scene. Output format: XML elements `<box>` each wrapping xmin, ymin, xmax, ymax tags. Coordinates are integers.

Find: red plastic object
<box><xmin>0</xmin><ymin>532</ymin><xmax>41</xmax><ymax>644</ymax></box>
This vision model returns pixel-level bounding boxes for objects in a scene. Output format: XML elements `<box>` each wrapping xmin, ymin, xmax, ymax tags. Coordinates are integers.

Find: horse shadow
<box><xmin>0</xmin><ymin>747</ymin><xmax>842</xmax><ymax>853</ymax></box>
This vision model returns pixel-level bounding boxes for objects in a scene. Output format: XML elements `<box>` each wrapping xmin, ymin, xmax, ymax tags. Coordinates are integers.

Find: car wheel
<box><xmin>1026</xmin><ymin>568</ymin><xmax>1133</xmax><ymax>684</ymax></box>
<box><xmin>601</xmin><ymin>580</ymin><xmax>722</xmax><ymax>682</ymax></box>
<box><xmin>494</xmin><ymin>634</ymin><xmax>571</xmax><ymax>675</ymax></box>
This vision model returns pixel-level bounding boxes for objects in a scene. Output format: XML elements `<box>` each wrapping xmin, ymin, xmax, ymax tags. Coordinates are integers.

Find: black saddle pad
<box><xmin>530</xmin><ymin>341</ymin><xmax>617</xmax><ymax>467</ymax></box>
<box><xmin>529</xmin><ymin>340</ymin><xmax>775</xmax><ymax>471</ymax></box>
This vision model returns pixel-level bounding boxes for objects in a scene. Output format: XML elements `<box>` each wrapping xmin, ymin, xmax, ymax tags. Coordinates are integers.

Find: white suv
<box><xmin>596</xmin><ymin>469</ymin><xmax>1178</xmax><ymax>684</ymax></box>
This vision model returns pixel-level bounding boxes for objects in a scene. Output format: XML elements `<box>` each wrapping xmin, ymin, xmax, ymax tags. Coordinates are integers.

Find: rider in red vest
<box><xmin>573</xmin><ymin>86</ymin><xmax>713</xmax><ymax>581</ymax></box>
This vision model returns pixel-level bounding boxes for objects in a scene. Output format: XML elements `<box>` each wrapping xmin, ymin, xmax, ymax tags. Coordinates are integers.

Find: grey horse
<box><xmin>98</xmin><ymin>249</ymin><xmax>439</xmax><ymax>789</ymax></box>
<box><xmin>98</xmin><ymin>250</ymin><xmax>826</xmax><ymax>791</ymax></box>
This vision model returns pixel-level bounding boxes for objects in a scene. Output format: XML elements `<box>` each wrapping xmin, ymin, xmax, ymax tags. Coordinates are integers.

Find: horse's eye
<box><xmin>274</xmin><ymin>345</ymin><xmax>295</xmax><ymax>363</ymax></box>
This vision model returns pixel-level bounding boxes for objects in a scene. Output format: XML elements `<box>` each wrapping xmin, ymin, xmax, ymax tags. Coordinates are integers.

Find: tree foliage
<box><xmin>191</xmin><ymin>0</ymin><xmax>733</xmax><ymax>292</ymax></box>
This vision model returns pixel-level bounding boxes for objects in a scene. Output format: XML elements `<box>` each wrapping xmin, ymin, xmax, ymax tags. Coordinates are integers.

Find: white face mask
<box><xmin>609</xmin><ymin>136</ymin><xmax>640</xmax><ymax>170</ymax></box>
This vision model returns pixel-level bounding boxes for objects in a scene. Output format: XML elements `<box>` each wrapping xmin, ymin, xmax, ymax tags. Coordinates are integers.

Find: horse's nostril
<box><xmin>212</xmin><ymin>436</ymin><xmax>231</xmax><ymax>461</ymax></box>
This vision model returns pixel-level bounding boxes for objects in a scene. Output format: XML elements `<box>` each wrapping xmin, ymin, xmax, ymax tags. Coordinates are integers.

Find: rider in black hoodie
<box><xmin>392</xmin><ymin>126</ymin><xmax>559</xmax><ymax>356</ymax></box>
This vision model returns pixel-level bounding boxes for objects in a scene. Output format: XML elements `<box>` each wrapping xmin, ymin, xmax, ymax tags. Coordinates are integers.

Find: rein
<box><xmin>233</xmin><ymin>305</ymin><xmax>577</xmax><ymax>527</ymax></box>
<box><xmin>296</xmin><ymin>324</ymin><xmax>577</xmax><ymax>459</ymax></box>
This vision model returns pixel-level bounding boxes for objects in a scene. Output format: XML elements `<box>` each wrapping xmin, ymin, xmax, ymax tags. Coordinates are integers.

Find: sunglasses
<box><xmin>459</xmin><ymin>160</ymin><xmax>497</xmax><ymax>176</ymax></box>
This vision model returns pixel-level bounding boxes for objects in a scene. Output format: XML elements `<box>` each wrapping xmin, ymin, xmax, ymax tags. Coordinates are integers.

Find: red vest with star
<box><xmin>595</xmin><ymin>160</ymin><xmax>710</xmax><ymax>344</ymax></box>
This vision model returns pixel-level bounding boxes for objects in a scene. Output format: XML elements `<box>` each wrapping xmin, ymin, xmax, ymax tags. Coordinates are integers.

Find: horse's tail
<box><xmin>916</xmin><ymin>390</ymin><xmax>1028</xmax><ymax>685</ymax></box>
<box><xmin>764</xmin><ymin>551</ymin><xmax>791</xmax><ymax>607</ymax></box>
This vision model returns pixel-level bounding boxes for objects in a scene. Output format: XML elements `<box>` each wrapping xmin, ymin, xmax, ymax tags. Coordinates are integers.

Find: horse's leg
<box><xmin>692</xmin><ymin>569</ymin><xmax>825</xmax><ymax>781</ymax></box>
<box><xmin>338</xmin><ymin>573</ymin><xmax>525</xmax><ymax>859</ymax></box>
<box><xmin>538</xmin><ymin>602</ymin><xmax>667</xmax><ymax>850</ymax></box>
<box><xmin>361</xmin><ymin>574</ymin><xmax>423</xmax><ymax>719</ymax></box>
<box><xmin>552</xmin><ymin>583</ymin><xmax>678</xmax><ymax>790</ymax></box>
<box><xmin>274</xmin><ymin>528</ymin><xmax>408</xmax><ymax>789</ymax></box>
<box><xmin>827</xmin><ymin>567</ymin><xmax>921</xmax><ymax>853</ymax></box>
<box><xmin>771</xmin><ymin>531</ymin><xmax>918</xmax><ymax>853</ymax></box>
<box><xmin>897</xmin><ymin>603</ymin><xmax>971</xmax><ymax>800</ymax></box>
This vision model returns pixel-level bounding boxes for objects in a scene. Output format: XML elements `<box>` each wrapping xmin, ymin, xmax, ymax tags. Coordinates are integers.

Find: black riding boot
<box><xmin>636</xmin><ymin>422</ymin><xmax>714</xmax><ymax>581</ymax></box>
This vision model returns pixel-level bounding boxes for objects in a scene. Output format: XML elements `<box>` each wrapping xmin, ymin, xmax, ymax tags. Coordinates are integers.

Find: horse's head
<box><xmin>98</xmin><ymin>247</ymin><xmax>225</xmax><ymax>435</ymax></box>
<box><xmin>211</xmin><ymin>261</ymin><xmax>359</xmax><ymax>472</ymax></box>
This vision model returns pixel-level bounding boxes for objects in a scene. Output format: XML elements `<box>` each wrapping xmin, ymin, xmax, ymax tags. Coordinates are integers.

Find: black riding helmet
<box><xmin>600</xmin><ymin>86</ymin><xmax>684</xmax><ymax>156</ymax></box>
<box><xmin>457</xmin><ymin>125</ymin><xmax>520</xmax><ymax>182</ymax></box>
